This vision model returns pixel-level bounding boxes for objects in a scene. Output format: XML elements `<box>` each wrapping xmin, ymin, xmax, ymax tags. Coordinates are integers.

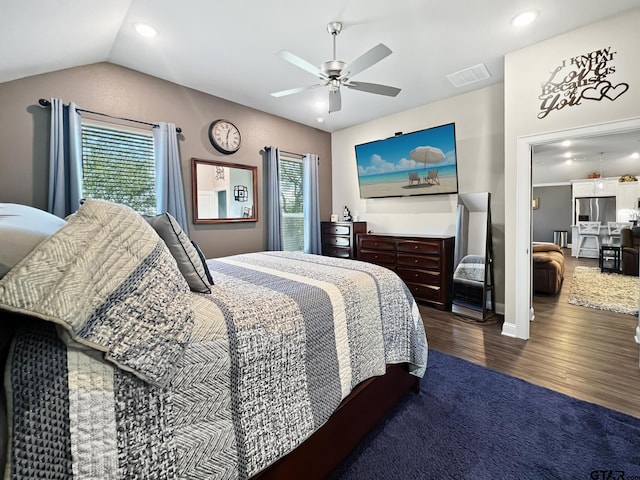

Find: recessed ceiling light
<box><xmin>511</xmin><ymin>10</ymin><xmax>538</xmax><ymax>27</ymax></box>
<box><xmin>316</xmin><ymin>117</ymin><xmax>325</xmax><ymax>123</ymax></box>
<box><xmin>563</xmin><ymin>152</ymin><xmax>572</xmax><ymax>158</ymax></box>
<box><xmin>565</xmin><ymin>159</ymin><xmax>573</xmax><ymax>165</ymax></box>
<box><xmin>561</xmin><ymin>140</ymin><xmax>571</xmax><ymax>147</ymax></box>
<box><xmin>632</xmin><ymin>152</ymin><xmax>640</xmax><ymax>159</ymax></box>
<box><xmin>133</xmin><ymin>22</ymin><xmax>157</xmax><ymax>38</ymax></box>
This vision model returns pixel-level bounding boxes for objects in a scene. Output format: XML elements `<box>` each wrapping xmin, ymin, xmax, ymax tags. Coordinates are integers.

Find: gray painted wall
<box><xmin>532</xmin><ymin>185</ymin><xmax>573</xmax><ymax>244</ymax></box>
<box><xmin>0</xmin><ymin>62</ymin><xmax>332</xmax><ymax>258</ymax></box>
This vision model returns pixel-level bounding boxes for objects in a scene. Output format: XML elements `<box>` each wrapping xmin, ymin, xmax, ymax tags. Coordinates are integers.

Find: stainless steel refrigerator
<box><xmin>574</xmin><ymin>196</ymin><xmax>617</xmax><ymax>224</ymax></box>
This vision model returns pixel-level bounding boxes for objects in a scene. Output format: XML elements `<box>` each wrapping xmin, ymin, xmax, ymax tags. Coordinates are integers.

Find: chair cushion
<box><xmin>532</xmin><ymin>244</ymin><xmax>565</xmax><ymax>294</ymax></box>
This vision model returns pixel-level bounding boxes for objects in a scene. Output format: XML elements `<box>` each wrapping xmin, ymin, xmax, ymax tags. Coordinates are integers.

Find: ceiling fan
<box><xmin>270</xmin><ymin>21</ymin><xmax>401</xmax><ymax>113</ymax></box>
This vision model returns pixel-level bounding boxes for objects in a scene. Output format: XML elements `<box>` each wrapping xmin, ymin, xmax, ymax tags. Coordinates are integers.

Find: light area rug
<box><xmin>568</xmin><ymin>266</ymin><xmax>639</xmax><ymax>315</ymax></box>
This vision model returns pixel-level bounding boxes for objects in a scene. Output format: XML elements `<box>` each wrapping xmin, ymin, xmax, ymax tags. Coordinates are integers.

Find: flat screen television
<box><xmin>354</xmin><ymin>122</ymin><xmax>459</xmax><ymax>199</ymax></box>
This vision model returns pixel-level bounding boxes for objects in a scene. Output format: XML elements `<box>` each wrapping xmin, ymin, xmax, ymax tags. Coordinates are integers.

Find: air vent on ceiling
<box><xmin>446</xmin><ymin>63</ymin><xmax>491</xmax><ymax>88</ymax></box>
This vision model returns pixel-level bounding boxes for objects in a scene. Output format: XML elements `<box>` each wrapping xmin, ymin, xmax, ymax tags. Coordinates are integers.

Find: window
<box><xmin>81</xmin><ymin>123</ymin><xmax>156</xmax><ymax>215</ymax></box>
<box><xmin>278</xmin><ymin>155</ymin><xmax>304</xmax><ymax>251</ymax></box>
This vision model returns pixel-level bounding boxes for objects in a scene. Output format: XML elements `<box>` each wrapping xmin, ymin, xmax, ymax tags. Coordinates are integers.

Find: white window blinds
<box><xmin>81</xmin><ymin>123</ymin><xmax>156</xmax><ymax>216</ymax></box>
<box><xmin>278</xmin><ymin>155</ymin><xmax>304</xmax><ymax>252</ymax></box>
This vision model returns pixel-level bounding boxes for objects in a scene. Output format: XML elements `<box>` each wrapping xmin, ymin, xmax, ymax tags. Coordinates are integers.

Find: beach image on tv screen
<box><xmin>355</xmin><ymin>122</ymin><xmax>459</xmax><ymax>199</ymax></box>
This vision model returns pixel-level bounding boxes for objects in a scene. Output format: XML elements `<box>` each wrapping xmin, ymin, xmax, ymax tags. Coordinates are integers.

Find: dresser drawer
<box><xmin>322</xmin><ymin>224</ymin><xmax>351</xmax><ymax>236</ymax></box>
<box><xmin>397</xmin><ymin>267</ymin><xmax>440</xmax><ymax>286</ymax></box>
<box><xmin>358</xmin><ymin>237</ymin><xmax>395</xmax><ymax>251</ymax></box>
<box><xmin>397</xmin><ymin>253</ymin><xmax>440</xmax><ymax>270</ymax></box>
<box><xmin>323</xmin><ymin>235</ymin><xmax>351</xmax><ymax>247</ymax></box>
<box><xmin>356</xmin><ymin>233</ymin><xmax>454</xmax><ymax>311</ymax></box>
<box><xmin>405</xmin><ymin>282</ymin><xmax>441</xmax><ymax>301</ymax></box>
<box><xmin>397</xmin><ymin>240</ymin><xmax>441</xmax><ymax>255</ymax></box>
<box><xmin>323</xmin><ymin>246</ymin><xmax>352</xmax><ymax>258</ymax></box>
<box><xmin>359</xmin><ymin>250</ymin><xmax>396</xmax><ymax>266</ymax></box>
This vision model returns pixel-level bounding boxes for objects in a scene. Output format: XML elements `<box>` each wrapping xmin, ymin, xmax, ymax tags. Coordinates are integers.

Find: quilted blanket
<box><xmin>1</xmin><ymin>200</ymin><xmax>428</xmax><ymax>479</ymax></box>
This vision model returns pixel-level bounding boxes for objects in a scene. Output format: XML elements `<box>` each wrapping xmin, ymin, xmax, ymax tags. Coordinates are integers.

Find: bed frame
<box><xmin>1</xmin><ymin>314</ymin><xmax>420</xmax><ymax>479</ymax></box>
<box><xmin>253</xmin><ymin>363</ymin><xmax>420</xmax><ymax>479</ymax></box>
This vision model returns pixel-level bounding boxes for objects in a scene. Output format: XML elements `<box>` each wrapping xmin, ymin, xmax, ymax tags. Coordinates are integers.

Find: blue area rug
<box><xmin>331</xmin><ymin>350</ymin><xmax>640</xmax><ymax>480</ymax></box>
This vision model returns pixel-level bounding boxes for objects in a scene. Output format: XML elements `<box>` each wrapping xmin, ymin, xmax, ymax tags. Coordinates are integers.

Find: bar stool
<box><xmin>607</xmin><ymin>221</ymin><xmax>632</xmax><ymax>246</ymax></box>
<box><xmin>576</xmin><ymin>221</ymin><xmax>601</xmax><ymax>258</ymax></box>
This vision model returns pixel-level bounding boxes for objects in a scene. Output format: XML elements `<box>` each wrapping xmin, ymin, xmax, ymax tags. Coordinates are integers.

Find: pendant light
<box><xmin>595</xmin><ymin>152</ymin><xmax>605</xmax><ymax>190</ymax></box>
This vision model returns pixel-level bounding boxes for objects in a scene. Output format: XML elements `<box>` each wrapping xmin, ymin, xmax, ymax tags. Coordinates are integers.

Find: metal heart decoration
<box><xmin>603</xmin><ymin>82</ymin><xmax>629</xmax><ymax>100</ymax></box>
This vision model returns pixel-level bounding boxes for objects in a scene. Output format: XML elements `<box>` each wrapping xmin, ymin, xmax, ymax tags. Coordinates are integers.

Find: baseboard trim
<box><xmin>501</xmin><ymin>321</ymin><xmax>517</xmax><ymax>338</ymax></box>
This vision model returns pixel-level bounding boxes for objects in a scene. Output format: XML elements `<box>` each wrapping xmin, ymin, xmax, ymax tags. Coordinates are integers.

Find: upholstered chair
<box><xmin>621</xmin><ymin>227</ymin><xmax>640</xmax><ymax>276</ymax></box>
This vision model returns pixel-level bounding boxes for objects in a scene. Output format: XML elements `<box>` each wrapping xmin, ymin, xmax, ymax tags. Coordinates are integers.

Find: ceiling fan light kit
<box><xmin>271</xmin><ymin>21</ymin><xmax>401</xmax><ymax>113</ymax></box>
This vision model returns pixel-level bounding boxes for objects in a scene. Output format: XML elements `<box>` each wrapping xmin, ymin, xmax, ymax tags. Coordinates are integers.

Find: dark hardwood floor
<box><xmin>420</xmin><ymin>248</ymin><xmax>640</xmax><ymax>419</ymax></box>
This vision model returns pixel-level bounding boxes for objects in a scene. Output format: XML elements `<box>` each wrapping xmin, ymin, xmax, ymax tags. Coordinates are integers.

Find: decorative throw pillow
<box><xmin>191</xmin><ymin>240</ymin><xmax>214</xmax><ymax>285</ymax></box>
<box><xmin>145</xmin><ymin>213</ymin><xmax>212</xmax><ymax>293</ymax></box>
<box><xmin>0</xmin><ymin>204</ymin><xmax>66</xmax><ymax>278</ymax></box>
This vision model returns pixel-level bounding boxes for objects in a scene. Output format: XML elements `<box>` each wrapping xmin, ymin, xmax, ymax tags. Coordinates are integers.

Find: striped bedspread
<box><xmin>1</xmin><ymin>201</ymin><xmax>427</xmax><ymax>480</ymax></box>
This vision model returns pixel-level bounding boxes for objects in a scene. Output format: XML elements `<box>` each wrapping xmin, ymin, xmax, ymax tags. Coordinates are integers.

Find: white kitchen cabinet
<box><xmin>572</xmin><ymin>178</ymin><xmax>618</xmax><ymax>198</ymax></box>
<box><xmin>616</xmin><ymin>181</ymin><xmax>640</xmax><ymax>221</ymax></box>
<box><xmin>572</xmin><ymin>180</ymin><xmax>595</xmax><ymax>198</ymax></box>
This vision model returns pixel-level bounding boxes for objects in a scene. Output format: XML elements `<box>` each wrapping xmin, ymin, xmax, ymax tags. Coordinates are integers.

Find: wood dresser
<box><xmin>356</xmin><ymin>233</ymin><xmax>455</xmax><ymax>310</ymax></box>
<box><xmin>321</xmin><ymin>221</ymin><xmax>367</xmax><ymax>259</ymax></box>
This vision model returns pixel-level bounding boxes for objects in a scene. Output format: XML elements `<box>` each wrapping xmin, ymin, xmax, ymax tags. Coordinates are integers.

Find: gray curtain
<box><xmin>303</xmin><ymin>153</ymin><xmax>321</xmax><ymax>254</ymax></box>
<box><xmin>48</xmin><ymin>98</ymin><xmax>82</xmax><ymax>218</ymax></box>
<box><xmin>454</xmin><ymin>203</ymin><xmax>469</xmax><ymax>268</ymax></box>
<box><xmin>264</xmin><ymin>146</ymin><xmax>282</xmax><ymax>250</ymax></box>
<box><xmin>154</xmin><ymin>122</ymin><xmax>188</xmax><ymax>231</ymax></box>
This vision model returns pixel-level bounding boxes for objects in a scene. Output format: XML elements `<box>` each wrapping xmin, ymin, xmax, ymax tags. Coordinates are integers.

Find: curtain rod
<box><xmin>271</xmin><ymin>148</ymin><xmax>305</xmax><ymax>159</ymax></box>
<box><xmin>38</xmin><ymin>98</ymin><xmax>182</xmax><ymax>134</ymax></box>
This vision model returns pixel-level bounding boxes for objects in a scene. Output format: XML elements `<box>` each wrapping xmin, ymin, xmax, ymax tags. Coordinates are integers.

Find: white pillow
<box><xmin>0</xmin><ymin>204</ymin><xmax>66</xmax><ymax>278</ymax></box>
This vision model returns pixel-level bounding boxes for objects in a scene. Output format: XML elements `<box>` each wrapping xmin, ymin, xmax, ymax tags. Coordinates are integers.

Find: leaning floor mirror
<box><xmin>191</xmin><ymin>158</ymin><xmax>258</xmax><ymax>223</ymax></box>
<box><xmin>451</xmin><ymin>192</ymin><xmax>496</xmax><ymax>322</ymax></box>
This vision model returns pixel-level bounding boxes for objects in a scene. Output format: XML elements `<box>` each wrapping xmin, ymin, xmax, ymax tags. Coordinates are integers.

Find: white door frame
<box><xmin>514</xmin><ymin>117</ymin><xmax>640</xmax><ymax>340</ymax></box>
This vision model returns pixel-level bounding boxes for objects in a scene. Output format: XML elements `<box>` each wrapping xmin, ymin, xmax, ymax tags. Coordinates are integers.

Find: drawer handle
<box><xmin>414</xmin><ymin>245</ymin><xmax>419</xmax><ymax>250</ymax></box>
<box><xmin>374</xmin><ymin>242</ymin><xmax>379</xmax><ymax>247</ymax></box>
<box><xmin>374</xmin><ymin>255</ymin><xmax>378</xmax><ymax>259</ymax></box>
<box><xmin>414</xmin><ymin>259</ymin><xmax>419</xmax><ymax>264</ymax></box>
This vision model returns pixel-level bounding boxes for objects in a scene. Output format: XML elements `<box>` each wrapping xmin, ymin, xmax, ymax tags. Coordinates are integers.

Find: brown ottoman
<box><xmin>533</xmin><ymin>243</ymin><xmax>565</xmax><ymax>294</ymax></box>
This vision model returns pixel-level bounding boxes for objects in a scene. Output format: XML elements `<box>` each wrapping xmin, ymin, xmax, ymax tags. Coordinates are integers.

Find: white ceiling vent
<box><xmin>446</xmin><ymin>63</ymin><xmax>491</xmax><ymax>88</ymax></box>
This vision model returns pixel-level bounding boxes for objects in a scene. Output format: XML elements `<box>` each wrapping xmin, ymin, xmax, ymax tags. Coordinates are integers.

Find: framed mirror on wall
<box><xmin>191</xmin><ymin>158</ymin><xmax>258</xmax><ymax>223</ymax></box>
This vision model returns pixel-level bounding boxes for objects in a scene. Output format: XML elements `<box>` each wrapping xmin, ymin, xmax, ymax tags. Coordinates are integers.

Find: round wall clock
<box><xmin>208</xmin><ymin>119</ymin><xmax>241</xmax><ymax>154</ymax></box>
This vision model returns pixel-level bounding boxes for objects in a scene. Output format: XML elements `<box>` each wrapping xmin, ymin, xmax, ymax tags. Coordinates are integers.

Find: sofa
<box><xmin>621</xmin><ymin>227</ymin><xmax>640</xmax><ymax>276</ymax></box>
<box><xmin>533</xmin><ymin>243</ymin><xmax>565</xmax><ymax>294</ymax></box>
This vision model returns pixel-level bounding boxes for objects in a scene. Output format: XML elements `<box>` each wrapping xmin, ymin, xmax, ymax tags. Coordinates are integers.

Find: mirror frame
<box><xmin>191</xmin><ymin>157</ymin><xmax>258</xmax><ymax>224</ymax></box>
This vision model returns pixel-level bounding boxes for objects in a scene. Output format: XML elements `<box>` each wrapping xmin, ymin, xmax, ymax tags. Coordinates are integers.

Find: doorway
<box><xmin>513</xmin><ymin>117</ymin><xmax>640</xmax><ymax>340</ymax></box>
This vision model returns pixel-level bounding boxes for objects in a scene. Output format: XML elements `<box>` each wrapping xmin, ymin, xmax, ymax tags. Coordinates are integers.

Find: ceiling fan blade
<box><xmin>271</xmin><ymin>83</ymin><xmax>324</xmax><ymax>97</ymax></box>
<box><xmin>329</xmin><ymin>89</ymin><xmax>341</xmax><ymax>113</ymax></box>
<box><xmin>340</xmin><ymin>43</ymin><xmax>392</xmax><ymax>79</ymax></box>
<box><xmin>276</xmin><ymin>50</ymin><xmax>327</xmax><ymax>79</ymax></box>
<box><xmin>345</xmin><ymin>81</ymin><xmax>401</xmax><ymax>97</ymax></box>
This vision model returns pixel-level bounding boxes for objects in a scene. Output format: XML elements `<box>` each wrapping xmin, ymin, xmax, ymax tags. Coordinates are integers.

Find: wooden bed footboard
<box><xmin>252</xmin><ymin>363</ymin><xmax>420</xmax><ymax>480</ymax></box>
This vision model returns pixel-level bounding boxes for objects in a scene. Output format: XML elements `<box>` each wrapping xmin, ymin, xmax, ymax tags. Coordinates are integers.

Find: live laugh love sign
<box><xmin>538</xmin><ymin>46</ymin><xmax>629</xmax><ymax>119</ymax></box>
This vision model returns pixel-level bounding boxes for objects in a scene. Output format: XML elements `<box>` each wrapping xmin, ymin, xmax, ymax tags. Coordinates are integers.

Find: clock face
<box><xmin>209</xmin><ymin>120</ymin><xmax>241</xmax><ymax>154</ymax></box>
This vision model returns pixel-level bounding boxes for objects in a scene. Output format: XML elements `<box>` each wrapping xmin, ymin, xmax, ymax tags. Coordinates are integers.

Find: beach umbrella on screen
<box><xmin>410</xmin><ymin>146</ymin><xmax>445</xmax><ymax>168</ymax></box>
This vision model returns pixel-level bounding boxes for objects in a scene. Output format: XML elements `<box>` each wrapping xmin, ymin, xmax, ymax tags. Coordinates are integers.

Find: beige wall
<box><xmin>332</xmin><ymin>84</ymin><xmax>506</xmax><ymax>306</ymax></box>
<box><xmin>0</xmin><ymin>62</ymin><xmax>332</xmax><ymax>258</ymax></box>
<box><xmin>504</xmin><ymin>8</ymin><xmax>640</xmax><ymax>336</ymax></box>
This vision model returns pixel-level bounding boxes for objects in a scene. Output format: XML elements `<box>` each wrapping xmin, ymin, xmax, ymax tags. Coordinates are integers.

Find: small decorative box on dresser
<box><xmin>321</xmin><ymin>221</ymin><xmax>367</xmax><ymax>259</ymax></box>
<box><xmin>357</xmin><ymin>233</ymin><xmax>455</xmax><ymax>310</ymax></box>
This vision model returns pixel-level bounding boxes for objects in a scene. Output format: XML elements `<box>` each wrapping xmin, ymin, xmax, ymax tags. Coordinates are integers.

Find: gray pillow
<box><xmin>0</xmin><ymin>204</ymin><xmax>66</xmax><ymax>278</ymax></box>
<box><xmin>145</xmin><ymin>213</ymin><xmax>212</xmax><ymax>293</ymax></box>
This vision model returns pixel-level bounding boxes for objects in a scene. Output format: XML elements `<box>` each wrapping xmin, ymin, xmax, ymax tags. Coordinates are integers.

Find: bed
<box><xmin>0</xmin><ymin>199</ymin><xmax>428</xmax><ymax>479</ymax></box>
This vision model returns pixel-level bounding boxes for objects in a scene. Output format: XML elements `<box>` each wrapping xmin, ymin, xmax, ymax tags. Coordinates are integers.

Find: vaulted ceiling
<box><xmin>3</xmin><ymin>1</ymin><xmax>640</xmax><ymax>133</ymax></box>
